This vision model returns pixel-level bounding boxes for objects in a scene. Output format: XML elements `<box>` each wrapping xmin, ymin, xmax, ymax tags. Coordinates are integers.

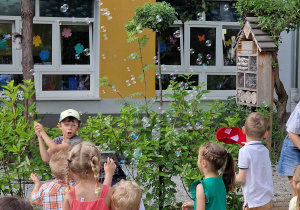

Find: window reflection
<box><xmin>0</xmin><ymin>24</ymin><xmax>12</xmax><ymax>64</ymax></box>
<box><xmin>33</xmin><ymin>24</ymin><xmax>52</xmax><ymax>65</ymax></box>
<box><xmin>0</xmin><ymin>74</ymin><xmax>23</xmax><ymax>90</ymax></box>
<box><xmin>222</xmin><ymin>28</ymin><xmax>239</xmax><ymax>66</ymax></box>
<box><xmin>207</xmin><ymin>75</ymin><xmax>236</xmax><ymax>90</ymax></box>
<box><xmin>42</xmin><ymin>75</ymin><xmax>90</xmax><ymax>91</ymax></box>
<box><xmin>206</xmin><ymin>2</ymin><xmax>242</xmax><ymax>22</ymax></box>
<box><xmin>190</xmin><ymin>27</ymin><xmax>216</xmax><ymax>66</ymax></box>
<box><xmin>0</xmin><ymin>0</ymin><xmax>34</xmax><ymax>16</ymax></box>
<box><xmin>155</xmin><ymin>74</ymin><xmax>199</xmax><ymax>90</ymax></box>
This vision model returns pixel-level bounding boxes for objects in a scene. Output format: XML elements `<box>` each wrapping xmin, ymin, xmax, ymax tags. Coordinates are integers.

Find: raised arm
<box><xmin>103</xmin><ymin>157</ymin><xmax>116</xmax><ymax>186</ymax></box>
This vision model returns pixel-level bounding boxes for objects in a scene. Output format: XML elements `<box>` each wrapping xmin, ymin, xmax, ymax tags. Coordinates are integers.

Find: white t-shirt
<box><xmin>238</xmin><ymin>141</ymin><xmax>275</xmax><ymax>208</ymax></box>
<box><xmin>289</xmin><ymin>196</ymin><xmax>297</xmax><ymax>210</ymax></box>
<box><xmin>286</xmin><ymin>102</ymin><xmax>300</xmax><ymax>134</ymax></box>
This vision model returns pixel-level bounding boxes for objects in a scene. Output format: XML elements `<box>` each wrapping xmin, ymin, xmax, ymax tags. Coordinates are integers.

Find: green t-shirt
<box><xmin>190</xmin><ymin>177</ymin><xmax>226</xmax><ymax>210</ymax></box>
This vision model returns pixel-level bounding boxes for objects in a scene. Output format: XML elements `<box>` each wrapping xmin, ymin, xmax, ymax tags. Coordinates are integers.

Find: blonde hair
<box><xmin>111</xmin><ymin>180</ymin><xmax>142</xmax><ymax>210</ymax></box>
<box><xmin>65</xmin><ymin>141</ymin><xmax>101</xmax><ymax>195</ymax></box>
<box><xmin>244</xmin><ymin>112</ymin><xmax>268</xmax><ymax>139</ymax></box>
<box><xmin>294</xmin><ymin>165</ymin><xmax>300</xmax><ymax>210</ymax></box>
<box><xmin>199</xmin><ymin>142</ymin><xmax>235</xmax><ymax>192</ymax></box>
<box><xmin>49</xmin><ymin>150</ymin><xmax>69</xmax><ymax>181</ymax></box>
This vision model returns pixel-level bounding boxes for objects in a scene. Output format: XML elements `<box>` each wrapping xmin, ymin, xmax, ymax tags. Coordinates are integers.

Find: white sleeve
<box><xmin>286</xmin><ymin>102</ymin><xmax>300</xmax><ymax>134</ymax></box>
<box><xmin>238</xmin><ymin>148</ymin><xmax>250</xmax><ymax>169</ymax></box>
<box><xmin>139</xmin><ymin>199</ymin><xmax>145</xmax><ymax>210</ymax></box>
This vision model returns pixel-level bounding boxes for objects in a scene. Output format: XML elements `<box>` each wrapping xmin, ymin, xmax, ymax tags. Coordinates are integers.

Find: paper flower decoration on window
<box><xmin>33</xmin><ymin>35</ymin><xmax>42</xmax><ymax>47</ymax></box>
<box><xmin>39</xmin><ymin>50</ymin><xmax>49</xmax><ymax>61</ymax></box>
<box><xmin>62</xmin><ymin>28</ymin><xmax>72</xmax><ymax>38</ymax></box>
<box><xmin>4</xmin><ymin>34</ymin><xmax>11</xmax><ymax>39</ymax></box>
<box><xmin>74</xmin><ymin>43</ymin><xmax>84</xmax><ymax>54</ymax></box>
<box><xmin>160</xmin><ymin>43</ymin><xmax>166</xmax><ymax>53</ymax></box>
<box><xmin>0</xmin><ymin>39</ymin><xmax>8</xmax><ymax>50</ymax></box>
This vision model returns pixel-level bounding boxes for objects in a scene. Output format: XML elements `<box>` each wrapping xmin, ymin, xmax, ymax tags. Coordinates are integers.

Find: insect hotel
<box><xmin>234</xmin><ymin>17</ymin><xmax>277</xmax><ymax>107</ymax></box>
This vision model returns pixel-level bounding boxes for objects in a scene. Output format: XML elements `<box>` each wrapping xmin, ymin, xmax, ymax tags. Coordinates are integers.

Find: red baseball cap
<box><xmin>216</xmin><ymin>127</ymin><xmax>246</xmax><ymax>146</ymax></box>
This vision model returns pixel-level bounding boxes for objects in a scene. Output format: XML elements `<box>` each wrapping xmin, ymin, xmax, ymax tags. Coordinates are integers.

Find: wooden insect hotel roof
<box><xmin>234</xmin><ymin>17</ymin><xmax>277</xmax><ymax>52</ymax></box>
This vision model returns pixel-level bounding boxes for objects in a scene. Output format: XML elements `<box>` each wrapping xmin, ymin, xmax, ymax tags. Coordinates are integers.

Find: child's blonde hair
<box><xmin>199</xmin><ymin>142</ymin><xmax>235</xmax><ymax>192</ymax></box>
<box><xmin>244</xmin><ymin>112</ymin><xmax>268</xmax><ymax>139</ymax></box>
<box><xmin>294</xmin><ymin>165</ymin><xmax>300</xmax><ymax>210</ymax></box>
<box><xmin>65</xmin><ymin>141</ymin><xmax>101</xmax><ymax>195</ymax></box>
<box><xmin>49</xmin><ymin>151</ymin><xmax>68</xmax><ymax>181</ymax></box>
<box><xmin>111</xmin><ymin>180</ymin><xmax>142</xmax><ymax>210</ymax></box>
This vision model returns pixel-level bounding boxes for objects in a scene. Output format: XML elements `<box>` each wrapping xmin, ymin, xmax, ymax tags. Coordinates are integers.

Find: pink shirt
<box><xmin>70</xmin><ymin>185</ymin><xmax>110</xmax><ymax>210</ymax></box>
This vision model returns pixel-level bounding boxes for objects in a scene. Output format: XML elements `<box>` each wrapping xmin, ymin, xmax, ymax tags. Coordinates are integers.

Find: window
<box><xmin>156</xmin><ymin>1</ymin><xmax>240</xmax><ymax>100</ymax></box>
<box><xmin>0</xmin><ymin>0</ymin><xmax>100</xmax><ymax>100</ymax></box>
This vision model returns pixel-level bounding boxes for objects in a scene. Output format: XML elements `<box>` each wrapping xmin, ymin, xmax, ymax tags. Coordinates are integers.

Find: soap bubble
<box><xmin>152</xmin><ymin>128</ymin><xmax>160</xmax><ymax>141</ymax></box>
<box><xmin>71</xmin><ymin>17</ymin><xmax>76</xmax><ymax>23</ymax></box>
<box><xmin>177</xmin><ymin>47</ymin><xmax>181</xmax><ymax>51</ymax></box>
<box><xmin>75</xmin><ymin>54</ymin><xmax>80</xmax><ymax>60</ymax></box>
<box><xmin>60</xmin><ymin>4</ymin><xmax>69</xmax><ymax>13</ymax></box>
<box><xmin>195</xmin><ymin>122</ymin><xmax>202</xmax><ymax>130</ymax></box>
<box><xmin>123</xmin><ymin>151</ymin><xmax>129</xmax><ymax>157</ymax></box>
<box><xmin>153</xmin><ymin>56</ymin><xmax>158</xmax><ymax>64</ymax></box>
<box><xmin>190</xmin><ymin>48</ymin><xmax>195</xmax><ymax>54</ymax></box>
<box><xmin>131</xmin><ymin>132</ymin><xmax>138</xmax><ymax>140</ymax></box>
<box><xmin>101</xmin><ymin>54</ymin><xmax>106</xmax><ymax>59</ymax></box>
<box><xmin>85</xmin><ymin>17</ymin><xmax>90</xmax><ymax>24</ymax></box>
<box><xmin>206</xmin><ymin>54</ymin><xmax>211</xmax><ymax>60</ymax></box>
<box><xmin>30</xmin><ymin>69</ymin><xmax>35</xmax><ymax>76</ymax></box>
<box><xmin>101</xmin><ymin>26</ymin><xmax>106</xmax><ymax>32</ymax></box>
<box><xmin>57</xmin><ymin>20</ymin><xmax>62</xmax><ymax>25</ymax></box>
<box><xmin>196</xmin><ymin>58</ymin><xmax>202</xmax><ymax>65</ymax></box>
<box><xmin>173</xmin><ymin>30</ymin><xmax>181</xmax><ymax>38</ymax></box>
<box><xmin>133</xmin><ymin>148</ymin><xmax>142</xmax><ymax>158</ymax></box>
<box><xmin>161</xmin><ymin>64</ymin><xmax>166</xmax><ymax>71</ymax></box>
<box><xmin>112</xmin><ymin>86</ymin><xmax>116</xmax><ymax>92</ymax></box>
<box><xmin>205</xmin><ymin>40</ymin><xmax>212</xmax><ymax>47</ymax></box>
<box><xmin>103</xmin><ymin>34</ymin><xmax>108</xmax><ymax>40</ymax></box>
<box><xmin>175</xmin><ymin>148</ymin><xmax>181</xmax><ymax>157</ymax></box>
<box><xmin>197</xmin><ymin>13</ymin><xmax>203</xmax><ymax>21</ymax></box>
<box><xmin>107</xmin><ymin>16</ymin><xmax>112</xmax><ymax>20</ymax></box>
<box><xmin>120</xmin><ymin>160</ymin><xmax>125</xmax><ymax>167</ymax></box>
<box><xmin>126</xmin><ymin>67</ymin><xmax>130</xmax><ymax>71</ymax></box>
<box><xmin>156</xmin><ymin>73</ymin><xmax>160</xmax><ymax>79</ymax></box>
<box><xmin>170</xmin><ymin>73</ymin><xmax>176</xmax><ymax>80</ymax></box>
<box><xmin>156</xmin><ymin>15</ymin><xmax>162</xmax><ymax>22</ymax></box>
<box><xmin>154</xmin><ymin>151</ymin><xmax>159</xmax><ymax>157</ymax></box>
<box><xmin>102</xmin><ymin>90</ymin><xmax>106</xmax><ymax>94</ymax></box>
<box><xmin>223</xmin><ymin>4</ymin><xmax>229</xmax><ymax>11</ymax></box>
<box><xmin>83</xmin><ymin>48</ymin><xmax>90</xmax><ymax>56</ymax></box>
<box><xmin>198</xmin><ymin>53</ymin><xmax>203</xmax><ymax>58</ymax></box>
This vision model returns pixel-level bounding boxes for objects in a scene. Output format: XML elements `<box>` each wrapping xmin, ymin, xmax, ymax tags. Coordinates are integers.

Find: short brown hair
<box><xmin>111</xmin><ymin>180</ymin><xmax>142</xmax><ymax>210</ymax></box>
<box><xmin>50</xmin><ymin>150</ymin><xmax>69</xmax><ymax>181</ymax></box>
<box><xmin>0</xmin><ymin>196</ymin><xmax>33</xmax><ymax>210</ymax></box>
<box><xmin>244</xmin><ymin>112</ymin><xmax>268</xmax><ymax>139</ymax></box>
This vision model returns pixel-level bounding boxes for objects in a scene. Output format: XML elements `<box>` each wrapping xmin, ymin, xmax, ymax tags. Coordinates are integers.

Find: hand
<box><xmin>182</xmin><ymin>201</ymin><xmax>194</xmax><ymax>210</ymax></box>
<box><xmin>34</xmin><ymin>121</ymin><xmax>44</xmax><ymax>136</ymax></box>
<box><xmin>104</xmin><ymin>157</ymin><xmax>116</xmax><ymax>176</ymax></box>
<box><xmin>30</xmin><ymin>173</ymin><xmax>41</xmax><ymax>184</ymax></box>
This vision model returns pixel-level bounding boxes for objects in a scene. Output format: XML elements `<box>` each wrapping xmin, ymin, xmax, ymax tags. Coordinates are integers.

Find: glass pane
<box><xmin>33</xmin><ymin>24</ymin><xmax>52</xmax><ymax>65</ymax></box>
<box><xmin>155</xmin><ymin>74</ymin><xmax>199</xmax><ymax>90</ymax></box>
<box><xmin>206</xmin><ymin>2</ymin><xmax>242</xmax><ymax>22</ymax></box>
<box><xmin>207</xmin><ymin>75</ymin><xmax>236</xmax><ymax>90</ymax></box>
<box><xmin>42</xmin><ymin>75</ymin><xmax>90</xmax><ymax>91</ymax></box>
<box><xmin>40</xmin><ymin>0</ymin><xmax>94</xmax><ymax>18</ymax></box>
<box><xmin>0</xmin><ymin>74</ymin><xmax>23</xmax><ymax>90</ymax></box>
<box><xmin>156</xmin><ymin>0</ymin><xmax>192</xmax><ymax>20</ymax></box>
<box><xmin>0</xmin><ymin>24</ymin><xmax>12</xmax><ymax>64</ymax></box>
<box><xmin>0</xmin><ymin>0</ymin><xmax>34</xmax><ymax>16</ymax></box>
<box><xmin>222</xmin><ymin>28</ymin><xmax>239</xmax><ymax>66</ymax></box>
<box><xmin>61</xmin><ymin>25</ymin><xmax>90</xmax><ymax>65</ymax></box>
<box><xmin>190</xmin><ymin>27</ymin><xmax>216</xmax><ymax>66</ymax></box>
<box><xmin>156</xmin><ymin>27</ymin><xmax>181</xmax><ymax>65</ymax></box>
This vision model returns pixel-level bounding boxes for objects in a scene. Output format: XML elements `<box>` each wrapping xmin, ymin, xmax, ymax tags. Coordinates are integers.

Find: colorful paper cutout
<box><xmin>0</xmin><ymin>39</ymin><xmax>8</xmax><ymax>50</ymax></box>
<box><xmin>160</xmin><ymin>42</ymin><xmax>166</xmax><ymax>52</ymax></box>
<box><xmin>169</xmin><ymin>37</ymin><xmax>177</xmax><ymax>44</ymax></box>
<box><xmin>33</xmin><ymin>35</ymin><xmax>42</xmax><ymax>47</ymax></box>
<box><xmin>74</xmin><ymin>43</ymin><xmax>84</xmax><ymax>54</ymax></box>
<box><xmin>198</xmin><ymin>35</ymin><xmax>205</xmax><ymax>42</ymax></box>
<box><xmin>62</xmin><ymin>28</ymin><xmax>72</xmax><ymax>38</ymax></box>
<box><xmin>225</xmin><ymin>39</ymin><xmax>232</xmax><ymax>46</ymax></box>
<box><xmin>4</xmin><ymin>34</ymin><xmax>11</xmax><ymax>39</ymax></box>
<box><xmin>39</xmin><ymin>50</ymin><xmax>49</xmax><ymax>61</ymax></box>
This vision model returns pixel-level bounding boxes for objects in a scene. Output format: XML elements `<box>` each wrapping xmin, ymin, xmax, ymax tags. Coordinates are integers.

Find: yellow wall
<box><xmin>100</xmin><ymin>0</ymin><xmax>156</xmax><ymax>99</ymax></box>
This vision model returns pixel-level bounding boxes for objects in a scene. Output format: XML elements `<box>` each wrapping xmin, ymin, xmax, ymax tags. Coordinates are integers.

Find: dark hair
<box><xmin>200</xmin><ymin>142</ymin><xmax>235</xmax><ymax>192</ymax></box>
<box><xmin>0</xmin><ymin>196</ymin><xmax>33</xmax><ymax>210</ymax></box>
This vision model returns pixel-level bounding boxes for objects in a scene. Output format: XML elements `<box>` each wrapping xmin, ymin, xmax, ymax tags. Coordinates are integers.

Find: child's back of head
<box><xmin>0</xmin><ymin>196</ymin><xmax>33</xmax><ymax>210</ymax></box>
<box><xmin>111</xmin><ymin>180</ymin><xmax>142</xmax><ymax>210</ymax></box>
<box><xmin>50</xmin><ymin>150</ymin><xmax>69</xmax><ymax>181</ymax></box>
<box><xmin>199</xmin><ymin>142</ymin><xmax>235</xmax><ymax>193</ymax></box>
<box><xmin>244</xmin><ymin>112</ymin><xmax>268</xmax><ymax>139</ymax></box>
<box><xmin>293</xmin><ymin>165</ymin><xmax>300</xmax><ymax>210</ymax></box>
<box><xmin>66</xmin><ymin>141</ymin><xmax>101</xmax><ymax>194</ymax></box>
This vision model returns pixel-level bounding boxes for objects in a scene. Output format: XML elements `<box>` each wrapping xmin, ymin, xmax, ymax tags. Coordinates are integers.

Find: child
<box><xmin>111</xmin><ymin>180</ymin><xmax>142</xmax><ymax>210</ymax></box>
<box><xmin>63</xmin><ymin>141</ymin><xmax>113</xmax><ymax>209</ymax></box>
<box><xmin>0</xmin><ymin>196</ymin><xmax>33</xmax><ymax>210</ymax></box>
<box><xmin>289</xmin><ymin>165</ymin><xmax>300</xmax><ymax>210</ymax></box>
<box><xmin>182</xmin><ymin>142</ymin><xmax>235</xmax><ymax>210</ymax></box>
<box><xmin>235</xmin><ymin>112</ymin><xmax>275</xmax><ymax>209</ymax></box>
<box><xmin>34</xmin><ymin>109</ymin><xmax>82</xmax><ymax>162</ymax></box>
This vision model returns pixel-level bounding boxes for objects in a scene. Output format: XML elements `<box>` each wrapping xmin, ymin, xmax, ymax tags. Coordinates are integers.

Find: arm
<box><xmin>104</xmin><ymin>186</ymin><xmax>112</xmax><ymax>209</ymax></box>
<box><xmin>235</xmin><ymin>169</ymin><xmax>247</xmax><ymax>184</ymax></box>
<box><xmin>196</xmin><ymin>184</ymin><xmax>206</xmax><ymax>210</ymax></box>
<box><xmin>35</xmin><ymin>122</ymin><xmax>70</xmax><ymax>155</ymax></box>
<box><xmin>289</xmin><ymin>132</ymin><xmax>300</xmax><ymax>150</ymax></box>
<box><xmin>63</xmin><ymin>191</ymin><xmax>72</xmax><ymax>210</ymax></box>
<box><xmin>103</xmin><ymin>158</ymin><xmax>116</xmax><ymax>186</ymax></box>
<box><xmin>30</xmin><ymin>173</ymin><xmax>42</xmax><ymax>205</ymax></box>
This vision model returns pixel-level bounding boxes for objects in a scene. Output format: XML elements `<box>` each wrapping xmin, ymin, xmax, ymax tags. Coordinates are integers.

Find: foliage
<box><xmin>235</xmin><ymin>0</ymin><xmax>300</xmax><ymax>42</ymax></box>
<box><xmin>0</xmin><ymin>80</ymin><xmax>51</xmax><ymax>197</ymax></box>
<box><xmin>125</xmin><ymin>2</ymin><xmax>178</xmax><ymax>36</ymax></box>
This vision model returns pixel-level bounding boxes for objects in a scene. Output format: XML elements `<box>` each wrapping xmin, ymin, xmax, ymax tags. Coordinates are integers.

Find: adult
<box><xmin>278</xmin><ymin>102</ymin><xmax>300</xmax><ymax>196</ymax></box>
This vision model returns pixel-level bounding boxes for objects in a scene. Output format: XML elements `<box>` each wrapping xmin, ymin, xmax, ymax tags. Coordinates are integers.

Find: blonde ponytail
<box><xmin>90</xmin><ymin>155</ymin><xmax>101</xmax><ymax>195</ymax></box>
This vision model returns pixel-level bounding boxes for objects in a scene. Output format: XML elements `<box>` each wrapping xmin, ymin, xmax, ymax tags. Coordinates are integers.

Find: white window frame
<box><xmin>0</xmin><ymin>0</ymin><xmax>100</xmax><ymax>100</ymax></box>
<box><xmin>155</xmin><ymin>12</ymin><xmax>241</xmax><ymax>101</ymax></box>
